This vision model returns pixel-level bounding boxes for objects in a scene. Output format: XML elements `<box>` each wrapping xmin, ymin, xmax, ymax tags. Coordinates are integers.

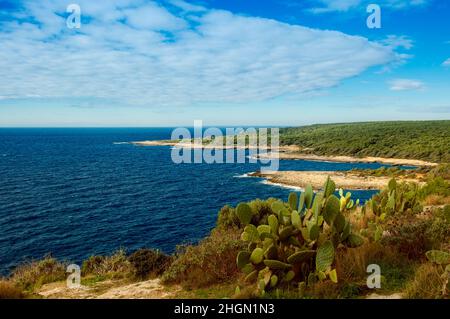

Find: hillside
<box><xmin>280</xmin><ymin>121</ymin><xmax>450</xmax><ymax>163</ymax></box>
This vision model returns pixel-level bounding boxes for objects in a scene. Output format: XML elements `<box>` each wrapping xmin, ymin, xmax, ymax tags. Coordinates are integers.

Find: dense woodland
<box><xmin>280</xmin><ymin>121</ymin><xmax>450</xmax><ymax>163</ymax></box>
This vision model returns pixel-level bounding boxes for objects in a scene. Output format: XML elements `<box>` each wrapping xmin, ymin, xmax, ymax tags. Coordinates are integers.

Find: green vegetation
<box><xmin>161</xmin><ymin>227</ymin><xmax>244</xmax><ymax>288</ymax></box>
<box><xmin>234</xmin><ymin>178</ymin><xmax>364</xmax><ymax>297</ymax></box>
<box><xmin>81</xmin><ymin>249</ymin><xmax>131</xmax><ymax>279</ymax></box>
<box><xmin>10</xmin><ymin>256</ymin><xmax>67</xmax><ymax>292</ymax></box>
<box><xmin>279</xmin><ymin>121</ymin><xmax>450</xmax><ymax>162</ymax></box>
<box><xmin>0</xmin><ymin>280</ymin><xmax>23</xmax><ymax>299</ymax></box>
<box><xmin>1</xmin><ymin>172</ymin><xmax>449</xmax><ymax>299</ymax></box>
<box><xmin>128</xmin><ymin>249</ymin><xmax>172</xmax><ymax>279</ymax></box>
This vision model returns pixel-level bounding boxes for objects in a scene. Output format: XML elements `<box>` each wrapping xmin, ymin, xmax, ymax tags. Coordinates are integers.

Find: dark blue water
<box><xmin>0</xmin><ymin>128</ymin><xmax>404</xmax><ymax>274</ymax></box>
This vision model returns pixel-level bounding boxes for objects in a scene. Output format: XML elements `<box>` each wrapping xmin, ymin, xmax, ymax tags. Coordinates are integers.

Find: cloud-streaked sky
<box><xmin>0</xmin><ymin>0</ymin><xmax>449</xmax><ymax>126</ymax></box>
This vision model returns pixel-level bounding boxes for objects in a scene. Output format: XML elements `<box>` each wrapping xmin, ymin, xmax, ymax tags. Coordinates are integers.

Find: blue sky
<box><xmin>0</xmin><ymin>0</ymin><xmax>449</xmax><ymax>127</ymax></box>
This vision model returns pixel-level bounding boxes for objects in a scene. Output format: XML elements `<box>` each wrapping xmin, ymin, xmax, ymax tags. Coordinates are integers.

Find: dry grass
<box><xmin>306</xmin><ymin>280</ymin><xmax>342</xmax><ymax>299</ymax></box>
<box><xmin>81</xmin><ymin>249</ymin><xmax>132</xmax><ymax>279</ymax></box>
<box><xmin>11</xmin><ymin>256</ymin><xmax>66</xmax><ymax>292</ymax></box>
<box><xmin>0</xmin><ymin>280</ymin><xmax>24</xmax><ymax>299</ymax></box>
<box><xmin>335</xmin><ymin>242</ymin><xmax>417</xmax><ymax>296</ymax></box>
<box><xmin>404</xmin><ymin>263</ymin><xmax>447</xmax><ymax>299</ymax></box>
<box><xmin>336</xmin><ymin>243</ymin><xmax>393</xmax><ymax>283</ymax></box>
<box><xmin>423</xmin><ymin>195</ymin><xmax>450</xmax><ymax>205</ymax></box>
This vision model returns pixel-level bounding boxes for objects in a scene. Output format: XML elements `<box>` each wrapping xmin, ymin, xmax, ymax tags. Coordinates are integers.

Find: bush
<box><xmin>162</xmin><ymin>228</ymin><xmax>245</xmax><ymax>288</ymax></box>
<box><xmin>381</xmin><ymin>216</ymin><xmax>431</xmax><ymax>259</ymax></box>
<box><xmin>128</xmin><ymin>249</ymin><xmax>172</xmax><ymax>279</ymax></box>
<box><xmin>420</xmin><ymin>177</ymin><xmax>450</xmax><ymax>198</ymax></box>
<box><xmin>425</xmin><ymin>207</ymin><xmax>450</xmax><ymax>250</ymax></box>
<box><xmin>0</xmin><ymin>280</ymin><xmax>24</xmax><ymax>299</ymax></box>
<box><xmin>216</xmin><ymin>205</ymin><xmax>238</xmax><ymax>228</ymax></box>
<box><xmin>81</xmin><ymin>249</ymin><xmax>132</xmax><ymax>278</ymax></box>
<box><xmin>427</xmin><ymin>163</ymin><xmax>450</xmax><ymax>180</ymax></box>
<box><xmin>11</xmin><ymin>256</ymin><xmax>66</xmax><ymax>291</ymax></box>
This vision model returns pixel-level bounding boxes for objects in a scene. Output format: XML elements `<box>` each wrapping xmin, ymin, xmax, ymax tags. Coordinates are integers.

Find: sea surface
<box><xmin>0</xmin><ymin>128</ymin><xmax>409</xmax><ymax>274</ymax></box>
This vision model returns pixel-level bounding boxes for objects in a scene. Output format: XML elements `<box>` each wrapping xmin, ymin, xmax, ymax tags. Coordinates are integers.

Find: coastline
<box><xmin>254</xmin><ymin>152</ymin><xmax>437</xmax><ymax>167</ymax></box>
<box><xmin>248</xmin><ymin>170</ymin><xmax>424</xmax><ymax>190</ymax></box>
<box><xmin>131</xmin><ymin>140</ymin><xmax>437</xmax><ymax>167</ymax></box>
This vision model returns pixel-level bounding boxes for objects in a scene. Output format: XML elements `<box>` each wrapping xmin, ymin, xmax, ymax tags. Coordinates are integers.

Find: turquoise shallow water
<box><xmin>0</xmin><ymin>128</ymin><xmax>410</xmax><ymax>274</ymax></box>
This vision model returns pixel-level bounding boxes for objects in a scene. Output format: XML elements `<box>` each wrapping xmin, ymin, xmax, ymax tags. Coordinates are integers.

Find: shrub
<box><xmin>216</xmin><ymin>205</ymin><xmax>238</xmax><ymax>228</ymax></box>
<box><xmin>128</xmin><ymin>249</ymin><xmax>172</xmax><ymax>279</ymax></box>
<box><xmin>420</xmin><ymin>177</ymin><xmax>450</xmax><ymax>198</ymax></box>
<box><xmin>81</xmin><ymin>249</ymin><xmax>132</xmax><ymax>278</ymax></box>
<box><xmin>381</xmin><ymin>215</ymin><xmax>431</xmax><ymax>259</ymax></box>
<box><xmin>425</xmin><ymin>207</ymin><xmax>450</xmax><ymax>250</ymax></box>
<box><xmin>11</xmin><ymin>256</ymin><xmax>66</xmax><ymax>291</ymax></box>
<box><xmin>81</xmin><ymin>255</ymin><xmax>105</xmax><ymax>276</ymax></box>
<box><xmin>427</xmin><ymin>163</ymin><xmax>450</xmax><ymax>180</ymax></box>
<box><xmin>162</xmin><ymin>228</ymin><xmax>245</xmax><ymax>288</ymax></box>
<box><xmin>0</xmin><ymin>280</ymin><xmax>24</xmax><ymax>299</ymax></box>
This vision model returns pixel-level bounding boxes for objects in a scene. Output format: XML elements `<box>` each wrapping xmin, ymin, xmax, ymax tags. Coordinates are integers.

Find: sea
<box><xmin>0</xmin><ymin>128</ymin><xmax>409</xmax><ymax>275</ymax></box>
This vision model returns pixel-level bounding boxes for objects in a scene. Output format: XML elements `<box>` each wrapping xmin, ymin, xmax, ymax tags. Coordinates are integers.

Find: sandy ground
<box><xmin>38</xmin><ymin>278</ymin><xmax>180</xmax><ymax>299</ymax></box>
<box><xmin>366</xmin><ymin>293</ymin><xmax>403</xmax><ymax>299</ymax></box>
<box><xmin>250</xmin><ymin>170</ymin><xmax>423</xmax><ymax>190</ymax></box>
<box><xmin>131</xmin><ymin>140</ymin><xmax>436</xmax><ymax>167</ymax></box>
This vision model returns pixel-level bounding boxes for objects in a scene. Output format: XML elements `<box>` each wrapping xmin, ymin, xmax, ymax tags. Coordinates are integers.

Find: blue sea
<box><xmin>0</xmin><ymin>128</ymin><xmax>405</xmax><ymax>275</ymax></box>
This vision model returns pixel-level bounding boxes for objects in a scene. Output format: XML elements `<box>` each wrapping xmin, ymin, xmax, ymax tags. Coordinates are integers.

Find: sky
<box><xmin>0</xmin><ymin>0</ymin><xmax>449</xmax><ymax>127</ymax></box>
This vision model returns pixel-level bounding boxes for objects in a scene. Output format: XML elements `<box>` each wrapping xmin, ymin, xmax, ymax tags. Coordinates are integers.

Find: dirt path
<box><xmin>38</xmin><ymin>278</ymin><xmax>181</xmax><ymax>299</ymax></box>
<box><xmin>366</xmin><ymin>293</ymin><xmax>403</xmax><ymax>299</ymax></box>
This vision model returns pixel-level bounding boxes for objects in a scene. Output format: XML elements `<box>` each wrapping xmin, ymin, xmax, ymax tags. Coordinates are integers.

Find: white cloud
<box><xmin>309</xmin><ymin>0</ymin><xmax>361</xmax><ymax>13</ymax></box>
<box><xmin>443</xmin><ymin>58</ymin><xmax>450</xmax><ymax>67</ymax></box>
<box><xmin>0</xmin><ymin>0</ymin><xmax>403</xmax><ymax>108</ymax></box>
<box><xmin>169</xmin><ymin>0</ymin><xmax>206</xmax><ymax>12</ymax></box>
<box><xmin>380</xmin><ymin>35</ymin><xmax>414</xmax><ymax>50</ymax></box>
<box><xmin>389</xmin><ymin>79</ymin><xmax>425</xmax><ymax>91</ymax></box>
<box><xmin>123</xmin><ymin>3</ymin><xmax>186</xmax><ymax>30</ymax></box>
<box><xmin>309</xmin><ymin>0</ymin><xmax>430</xmax><ymax>13</ymax></box>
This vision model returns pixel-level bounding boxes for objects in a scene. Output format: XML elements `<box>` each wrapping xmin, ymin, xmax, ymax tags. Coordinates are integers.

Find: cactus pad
<box><xmin>250</xmin><ymin>247</ymin><xmax>264</xmax><ymax>264</ymax></box>
<box><xmin>263</xmin><ymin>259</ymin><xmax>293</xmax><ymax>270</ymax></box>
<box><xmin>316</xmin><ymin>240</ymin><xmax>335</xmax><ymax>272</ymax></box>
<box><xmin>324</xmin><ymin>195</ymin><xmax>340</xmax><ymax>225</ymax></box>
<box><xmin>236</xmin><ymin>251</ymin><xmax>250</xmax><ymax>269</ymax></box>
<box><xmin>287</xmin><ymin>250</ymin><xmax>316</xmax><ymax>264</ymax></box>
<box><xmin>236</xmin><ymin>203</ymin><xmax>252</xmax><ymax>225</ymax></box>
<box><xmin>288</xmin><ymin>192</ymin><xmax>298</xmax><ymax>210</ymax></box>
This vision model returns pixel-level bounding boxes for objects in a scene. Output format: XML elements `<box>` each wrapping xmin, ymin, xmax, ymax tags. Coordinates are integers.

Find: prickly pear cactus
<box><xmin>316</xmin><ymin>241</ymin><xmax>334</xmax><ymax>272</ymax></box>
<box><xmin>361</xmin><ymin>178</ymin><xmax>423</xmax><ymax>243</ymax></box>
<box><xmin>425</xmin><ymin>250</ymin><xmax>450</xmax><ymax>296</ymax></box>
<box><xmin>366</xmin><ymin>178</ymin><xmax>422</xmax><ymax>218</ymax></box>
<box><xmin>236</xmin><ymin>203</ymin><xmax>252</xmax><ymax>225</ymax></box>
<box><xmin>235</xmin><ymin>177</ymin><xmax>365</xmax><ymax>295</ymax></box>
